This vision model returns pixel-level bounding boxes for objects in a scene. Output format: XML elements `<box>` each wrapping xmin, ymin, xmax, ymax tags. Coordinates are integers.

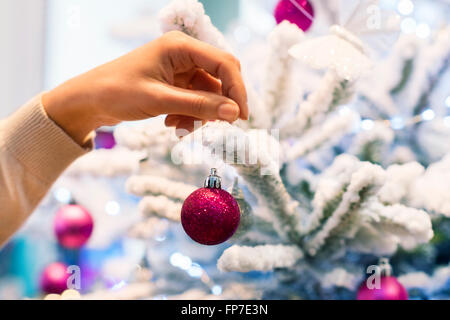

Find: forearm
<box><xmin>0</xmin><ymin>94</ymin><xmax>92</xmax><ymax>246</ymax></box>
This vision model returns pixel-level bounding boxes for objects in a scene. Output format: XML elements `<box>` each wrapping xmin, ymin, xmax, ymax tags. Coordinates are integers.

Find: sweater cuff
<box><xmin>1</xmin><ymin>93</ymin><xmax>93</xmax><ymax>184</ymax></box>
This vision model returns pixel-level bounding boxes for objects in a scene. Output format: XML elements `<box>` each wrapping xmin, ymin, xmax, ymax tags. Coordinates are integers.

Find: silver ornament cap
<box><xmin>204</xmin><ymin>168</ymin><xmax>221</xmax><ymax>189</ymax></box>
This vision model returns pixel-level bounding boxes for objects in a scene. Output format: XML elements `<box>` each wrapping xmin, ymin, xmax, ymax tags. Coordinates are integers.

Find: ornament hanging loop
<box><xmin>204</xmin><ymin>168</ymin><xmax>222</xmax><ymax>189</ymax></box>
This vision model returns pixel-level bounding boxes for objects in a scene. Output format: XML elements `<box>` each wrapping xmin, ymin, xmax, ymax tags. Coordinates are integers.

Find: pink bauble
<box><xmin>181</xmin><ymin>188</ymin><xmax>240</xmax><ymax>245</ymax></box>
<box><xmin>54</xmin><ymin>205</ymin><xmax>94</xmax><ymax>249</ymax></box>
<box><xmin>95</xmin><ymin>130</ymin><xmax>116</xmax><ymax>150</ymax></box>
<box><xmin>274</xmin><ymin>0</ymin><xmax>315</xmax><ymax>32</ymax></box>
<box><xmin>40</xmin><ymin>262</ymin><xmax>69</xmax><ymax>294</ymax></box>
<box><xmin>357</xmin><ymin>276</ymin><xmax>409</xmax><ymax>300</ymax></box>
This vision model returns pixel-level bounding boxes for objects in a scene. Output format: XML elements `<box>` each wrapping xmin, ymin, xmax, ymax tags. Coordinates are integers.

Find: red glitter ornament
<box><xmin>357</xmin><ymin>258</ymin><xmax>408</xmax><ymax>300</ymax></box>
<box><xmin>54</xmin><ymin>204</ymin><xmax>94</xmax><ymax>249</ymax></box>
<box><xmin>274</xmin><ymin>0</ymin><xmax>315</xmax><ymax>32</ymax></box>
<box><xmin>181</xmin><ymin>169</ymin><xmax>240</xmax><ymax>245</ymax></box>
<box><xmin>40</xmin><ymin>262</ymin><xmax>70</xmax><ymax>294</ymax></box>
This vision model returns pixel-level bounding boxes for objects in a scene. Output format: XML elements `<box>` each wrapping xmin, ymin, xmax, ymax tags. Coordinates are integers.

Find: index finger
<box><xmin>177</xmin><ymin>36</ymin><xmax>249</xmax><ymax>120</ymax></box>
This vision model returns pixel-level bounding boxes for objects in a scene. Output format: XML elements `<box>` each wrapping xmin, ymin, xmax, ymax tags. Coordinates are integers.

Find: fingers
<box><xmin>189</xmin><ymin>44</ymin><xmax>249</xmax><ymax>120</ymax></box>
<box><xmin>152</xmin><ymin>83</ymin><xmax>240</xmax><ymax>122</ymax></box>
<box><xmin>190</xmin><ymin>69</ymin><xmax>222</xmax><ymax>94</ymax></box>
<box><xmin>166</xmin><ymin>32</ymin><xmax>249</xmax><ymax>120</ymax></box>
<box><xmin>165</xmin><ymin>115</ymin><xmax>206</xmax><ymax>138</ymax></box>
<box><xmin>165</xmin><ymin>114</ymin><xmax>182</xmax><ymax>127</ymax></box>
<box><xmin>174</xmin><ymin>69</ymin><xmax>222</xmax><ymax>94</ymax></box>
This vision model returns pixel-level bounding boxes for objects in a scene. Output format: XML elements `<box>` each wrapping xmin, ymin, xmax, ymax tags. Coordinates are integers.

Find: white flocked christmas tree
<box><xmin>60</xmin><ymin>0</ymin><xmax>450</xmax><ymax>299</ymax></box>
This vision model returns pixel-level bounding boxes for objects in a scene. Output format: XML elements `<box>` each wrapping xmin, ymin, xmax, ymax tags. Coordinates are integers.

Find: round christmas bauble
<box><xmin>181</xmin><ymin>169</ymin><xmax>240</xmax><ymax>245</ymax></box>
<box><xmin>40</xmin><ymin>262</ymin><xmax>69</xmax><ymax>294</ymax></box>
<box><xmin>94</xmin><ymin>130</ymin><xmax>116</xmax><ymax>150</ymax></box>
<box><xmin>54</xmin><ymin>204</ymin><xmax>94</xmax><ymax>249</ymax></box>
<box><xmin>274</xmin><ymin>0</ymin><xmax>315</xmax><ymax>32</ymax></box>
<box><xmin>357</xmin><ymin>275</ymin><xmax>408</xmax><ymax>300</ymax></box>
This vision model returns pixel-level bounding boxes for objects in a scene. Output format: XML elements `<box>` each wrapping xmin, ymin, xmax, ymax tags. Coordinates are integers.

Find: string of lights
<box><xmin>359</xmin><ymin>95</ymin><xmax>450</xmax><ymax>131</ymax></box>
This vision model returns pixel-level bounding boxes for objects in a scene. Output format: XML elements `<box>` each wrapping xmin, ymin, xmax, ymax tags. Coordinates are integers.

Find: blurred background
<box><xmin>1</xmin><ymin>0</ymin><xmax>448</xmax><ymax>115</ymax></box>
<box><xmin>0</xmin><ymin>0</ymin><xmax>449</xmax><ymax>300</ymax></box>
<box><xmin>0</xmin><ymin>0</ymin><xmax>271</xmax><ymax>118</ymax></box>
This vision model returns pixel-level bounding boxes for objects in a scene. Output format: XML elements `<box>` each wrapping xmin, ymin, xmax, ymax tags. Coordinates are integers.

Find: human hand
<box><xmin>43</xmin><ymin>31</ymin><xmax>248</xmax><ymax>145</ymax></box>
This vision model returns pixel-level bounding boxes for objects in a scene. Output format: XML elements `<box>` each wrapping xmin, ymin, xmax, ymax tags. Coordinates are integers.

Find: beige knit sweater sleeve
<box><xmin>0</xmin><ymin>94</ymin><xmax>92</xmax><ymax>246</ymax></box>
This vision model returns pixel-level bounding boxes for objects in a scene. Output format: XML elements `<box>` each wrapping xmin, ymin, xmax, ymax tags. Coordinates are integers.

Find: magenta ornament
<box><xmin>181</xmin><ymin>169</ymin><xmax>240</xmax><ymax>245</ymax></box>
<box><xmin>54</xmin><ymin>204</ymin><xmax>94</xmax><ymax>249</ymax></box>
<box><xmin>274</xmin><ymin>0</ymin><xmax>315</xmax><ymax>32</ymax></box>
<box><xmin>40</xmin><ymin>262</ymin><xmax>69</xmax><ymax>294</ymax></box>
<box><xmin>357</xmin><ymin>258</ymin><xmax>408</xmax><ymax>300</ymax></box>
<box><xmin>357</xmin><ymin>276</ymin><xmax>409</xmax><ymax>300</ymax></box>
<box><xmin>95</xmin><ymin>130</ymin><xmax>116</xmax><ymax>149</ymax></box>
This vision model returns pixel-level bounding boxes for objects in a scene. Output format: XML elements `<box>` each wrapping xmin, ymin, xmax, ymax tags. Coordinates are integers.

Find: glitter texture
<box><xmin>181</xmin><ymin>188</ymin><xmax>240</xmax><ymax>245</ymax></box>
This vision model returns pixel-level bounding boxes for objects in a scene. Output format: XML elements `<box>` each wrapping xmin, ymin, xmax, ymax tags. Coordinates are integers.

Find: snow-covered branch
<box><xmin>114</xmin><ymin>120</ymin><xmax>175</xmax><ymax>152</ymax></box>
<box><xmin>66</xmin><ymin>148</ymin><xmax>144</xmax><ymax>177</ymax></box>
<box><xmin>159</xmin><ymin>0</ymin><xmax>230</xmax><ymax>51</ymax></box>
<box><xmin>282</xmin><ymin>71</ymin><xmax>353</xmax><ymax>138</ymax></box>
<box><xmin>399</xmin><ymin>263</ymin><xmax>450</xmax><ymax>296</ymax></box>
<box><xmin>263</xmin><ymin>21</ymin><xmax>304</xmax><ymax>126</ymax></box>
<box><xmin>128</xmin><ymin>217</ymin><xmax>170</xmax><ymax>239</ymax></box>
<box><xmin>410</xmin><ymin>154</ymin><xmax>450</xmax><ymax>217</ymax></box>
<box><xmin>304</xmin><ymin>160</ymin><xmax>386</xmax><ymax>255</ymax></box>
<box><xmin>139</xmin><ymin>196</ymin><xmax>182</xmax><ymax>222</ymax></box>
<box><xmin>377</xmin><ymin>162</ymin><xmax>424</xmax><ymax>205</ymax></box>
<box><xmin>402</xmin><ymin>26</ymin><xmax>450</xmax><ymax>113</ymax></box>
<box><xmin>350</xmin><ymin>122</ymin><xmax>394</xmax><ymax>164</ymax></box>
<box><xmin>126</xmin><ymin>175</ymin><xmax>196</xmax><ymax>201</ymax></box>
<box><xmin>350</xmin><ymin>202</ymin><xmax>433</xmax><ymax>255</ymax></box>
<box><xmin>199</xmin><ymin>122</ymin><xmax>302</xmax><ymax>242</ymax></box>
<box><xmin>285</xmin><ymin>110</ymin><xmax>358</xmax><ymax>161</ymax></box>
<box><xmin>218</xmin><ymin>245</ymin><xmax>303</xmax><ymax>272</ymax></box>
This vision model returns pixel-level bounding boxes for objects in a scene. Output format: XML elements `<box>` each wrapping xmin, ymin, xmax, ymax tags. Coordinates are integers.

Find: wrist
<box><xmin>42</xmin><ymin>82</ymin><xmax>101</xmax><ymax>147</ymax></box>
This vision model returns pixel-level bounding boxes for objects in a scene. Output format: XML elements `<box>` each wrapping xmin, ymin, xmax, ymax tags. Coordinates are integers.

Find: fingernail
<box><xmin>218</xmin><ymin>103</ymin><xmax>239</xmax><ymax>122</ymax></box>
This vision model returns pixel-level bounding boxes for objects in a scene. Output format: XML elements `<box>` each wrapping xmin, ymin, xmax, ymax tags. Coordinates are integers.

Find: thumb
<box><xmin>152</xmin><ymin>84</ymin><xmax>240</xmax><ymax>122</ymax></box>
